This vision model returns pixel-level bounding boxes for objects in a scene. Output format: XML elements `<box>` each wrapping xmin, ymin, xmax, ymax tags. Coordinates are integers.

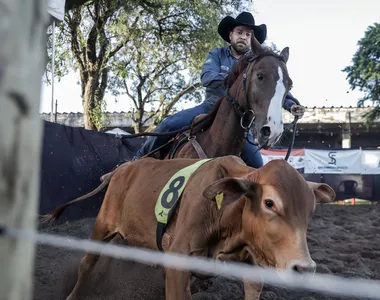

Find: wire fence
<box><xmin>3</xmin><ymin>226</ymin><xmax>380</xmax><ymax>299</ymax></box>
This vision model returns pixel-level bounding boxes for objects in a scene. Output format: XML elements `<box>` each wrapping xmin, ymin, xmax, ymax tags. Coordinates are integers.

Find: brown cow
<box><xmin>61</xmin><ymin>155</ymin><xmax>335</xmax><ymax>300</ymax></box>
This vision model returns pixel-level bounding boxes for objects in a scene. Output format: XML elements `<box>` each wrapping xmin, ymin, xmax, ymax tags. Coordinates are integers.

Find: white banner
<box><xmin>304</xmin><ymin>149</ymin><xmax>362</xmax><ymax>174</ymax></box>
<box><xmin>361</xmin><ymin>150</ymin><xmax>380</xmax><ymax>174</ymax></box>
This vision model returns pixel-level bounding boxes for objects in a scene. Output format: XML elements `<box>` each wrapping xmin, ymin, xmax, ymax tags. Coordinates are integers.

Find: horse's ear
<box><xmin>280</xmin><ymin>47</ymin><xmax>289</xmax><ymax>64</ymax></box>
<box><xmin>251</xmin><ymin>35</ymin><xmax>262</xmax><ymax>55</ymax></box>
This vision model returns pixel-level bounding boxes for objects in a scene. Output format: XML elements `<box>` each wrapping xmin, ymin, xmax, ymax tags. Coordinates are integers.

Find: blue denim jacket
<box><xmin>200</xmin><ymin>47</ymin><xmax>296</xmax><ymax>111</ymax></box>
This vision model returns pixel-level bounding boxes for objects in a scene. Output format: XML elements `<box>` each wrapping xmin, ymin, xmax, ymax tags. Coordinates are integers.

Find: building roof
<box><xmin>40</xmin><ymin>106</ymin><xmax>377</xmax><ymax>129</ymax></box>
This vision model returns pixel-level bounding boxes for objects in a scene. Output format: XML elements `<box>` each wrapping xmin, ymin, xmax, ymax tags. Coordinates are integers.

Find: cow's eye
<box><xmin>265</xmin><ymin>199</ymin><xmax>274</xmax><ymax>209</ymax></box>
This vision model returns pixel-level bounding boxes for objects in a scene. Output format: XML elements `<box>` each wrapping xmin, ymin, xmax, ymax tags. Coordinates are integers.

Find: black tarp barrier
<box><xmin>39</xmin><ymin>122</ymin><xmax>379</xmax><ymax>223</ymax></box>
<box><xmin>39</xmin><ymin>121</ymin><xmax>143</xmax><ymax>222</ymax></box>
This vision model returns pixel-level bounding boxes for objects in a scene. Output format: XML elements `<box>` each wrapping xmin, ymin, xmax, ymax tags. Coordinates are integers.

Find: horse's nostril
<box><xmin>260</xmin><ymin>126</ymin><xmax>271</xmax><ymax>138</ymax></box>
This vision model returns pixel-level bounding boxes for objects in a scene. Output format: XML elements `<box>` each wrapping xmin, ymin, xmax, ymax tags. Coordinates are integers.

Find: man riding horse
<box><xmin>133</xmin><ymin>11</ymin><xmax>305</xmax><ymax>167</ymax></box>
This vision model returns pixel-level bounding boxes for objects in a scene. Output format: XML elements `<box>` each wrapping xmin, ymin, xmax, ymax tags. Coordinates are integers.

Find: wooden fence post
<box><xmin>0</xmin><ymin>1</ymin><xmax>48</xmax><ymax>300</ymax></box>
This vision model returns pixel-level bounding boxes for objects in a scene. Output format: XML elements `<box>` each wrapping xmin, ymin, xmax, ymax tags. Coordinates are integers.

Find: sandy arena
<box><xmin>34</xmin><ymin>204</ymin><xmax>380</xmax><ymax>300</ymax></box>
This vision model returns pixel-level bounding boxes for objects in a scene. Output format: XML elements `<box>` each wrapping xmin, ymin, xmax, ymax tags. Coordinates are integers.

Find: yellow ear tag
<box><xmin>215</xmin><ymin>192</ymin><xmax>224</xmax><ymax>210</ymax></box>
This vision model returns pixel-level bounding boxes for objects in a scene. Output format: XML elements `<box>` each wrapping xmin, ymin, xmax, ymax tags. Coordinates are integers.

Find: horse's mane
<box><xmin>224</xmin><ymin>54</ymin><xmax>251</xmax><ymax>89</ymax></box>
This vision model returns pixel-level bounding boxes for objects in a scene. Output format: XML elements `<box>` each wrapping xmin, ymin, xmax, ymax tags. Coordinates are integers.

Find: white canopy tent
<box><xmin>105</xmin><ymin>128</ymin><xmax>131</xmax><ymax>136</ymax></box>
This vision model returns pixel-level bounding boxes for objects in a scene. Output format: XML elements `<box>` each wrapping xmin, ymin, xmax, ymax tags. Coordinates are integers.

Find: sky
<box><xmin>39</xmin><ymin>0</ymin><xmax>380</xmax><ymax>113</ymax></box>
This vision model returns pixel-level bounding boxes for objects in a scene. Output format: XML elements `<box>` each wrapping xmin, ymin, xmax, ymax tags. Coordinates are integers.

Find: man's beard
<box><xmin>231</xmin><ymin>41</ymin><xmax>250</xmax><ymax>55</ymax></box>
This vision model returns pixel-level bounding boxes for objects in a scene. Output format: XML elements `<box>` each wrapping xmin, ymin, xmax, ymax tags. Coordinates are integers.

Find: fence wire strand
<box><xmin>4</xmin><ymin>227</ymin><xmax>380</xmax><ymax>299</ymax></box>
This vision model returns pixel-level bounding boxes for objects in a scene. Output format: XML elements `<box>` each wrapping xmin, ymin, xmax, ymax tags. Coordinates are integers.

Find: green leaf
<box><xmin>343</xmin><ymin>22</ymin><xmax>380</xmax><ymax>125</ymax></box>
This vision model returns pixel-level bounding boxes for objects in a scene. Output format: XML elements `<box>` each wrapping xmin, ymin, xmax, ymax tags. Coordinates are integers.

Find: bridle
<box><xmin>224</xmin><ymin>51</ymin><xmax>299</xmax><ymax>158</ymax></box>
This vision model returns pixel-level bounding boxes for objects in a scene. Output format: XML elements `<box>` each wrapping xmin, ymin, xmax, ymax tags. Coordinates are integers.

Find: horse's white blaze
<box><xmin>267</xmin><ymin>66</ymin><xmax>285</xmax><ymax>143</ymax></box>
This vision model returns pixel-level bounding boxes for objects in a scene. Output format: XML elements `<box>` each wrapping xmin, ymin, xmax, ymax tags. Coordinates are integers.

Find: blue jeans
<box><xmin>135</xmin><ymin>102</ymin><xmax>263</xmax><ymax>168</ymax></box>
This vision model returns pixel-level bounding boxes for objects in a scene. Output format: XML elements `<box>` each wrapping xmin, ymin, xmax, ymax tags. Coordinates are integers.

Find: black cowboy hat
<box><xmin>218</xmin><ymin>12</ymin><xmax>267</xmax><ymax>44</ymax></box>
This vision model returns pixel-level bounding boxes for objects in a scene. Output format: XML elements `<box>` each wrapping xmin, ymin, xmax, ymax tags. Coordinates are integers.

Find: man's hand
<box><xmin>290</xmin><ymin>104</ymin><xmax>305</xmax><ymax>119</ymax></box>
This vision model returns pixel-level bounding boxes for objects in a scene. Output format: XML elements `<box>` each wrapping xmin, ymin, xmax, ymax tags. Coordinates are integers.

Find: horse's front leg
<box><xmin>243</xmin><ymin>281</ymin><xmax>263</xmax><ymax>300</ymax></box>
<box><xmin>165</xmin><ymin>267</ymin><xmax>192</xmax><ymax>300</ymax></box>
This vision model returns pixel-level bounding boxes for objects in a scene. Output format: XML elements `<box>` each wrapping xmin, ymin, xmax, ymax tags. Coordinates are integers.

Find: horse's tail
<box><xmin>39</xmin><ymin>168</ymin><xmax>118</xmax><ymax>225</ymax></box>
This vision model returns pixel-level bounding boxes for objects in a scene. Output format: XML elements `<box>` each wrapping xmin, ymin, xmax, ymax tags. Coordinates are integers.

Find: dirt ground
<box><xmin>33</xmin><ymin>204</ymin><xmax>380</xmax><ymax>300</ymax></box>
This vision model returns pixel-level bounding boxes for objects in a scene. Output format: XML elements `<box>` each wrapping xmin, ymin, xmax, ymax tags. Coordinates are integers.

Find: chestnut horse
<box><xmin>151</xmin><ymin>35</ymin><xmax>293</xmax><ymax>161</ymax></box>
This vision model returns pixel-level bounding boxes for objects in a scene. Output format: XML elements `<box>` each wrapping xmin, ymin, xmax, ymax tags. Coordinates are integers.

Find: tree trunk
<box><xmin>133</xmin><ymin>122</ymin><xmax>143</xmax><ymax>133</ymax></box>
<box><xmin>0</xmin><ymin>0</ymin><xmax>47</xmax><ymax>299</ymax></box>
<box><xmin>133</xmin><ymin>108</ymin><xmax>145</xmax><ymax>133</ymax></box>
<box><xmin>153</xmin><ymin>83</ymin><xmax>201</xmax><ymax>125</ymax></box>
<box><xmin>82</xmin><ymin>73</ymin><xmax>99</xmax><ymax>130</ymax></box>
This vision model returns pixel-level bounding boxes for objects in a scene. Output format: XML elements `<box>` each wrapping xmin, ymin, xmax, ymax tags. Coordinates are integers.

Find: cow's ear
<box><xmin>203</xmin><ymin>178</ymin><xmax>257</xmax><ymax>209</ymax></box>
<box><xmin>307</xmin><ymin>182</ymin><xmax>336</xmax><ymax>203</ymax></box>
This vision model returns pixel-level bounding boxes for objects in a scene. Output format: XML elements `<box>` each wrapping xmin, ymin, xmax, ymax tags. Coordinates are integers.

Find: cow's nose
<box><xmin>259</xmin><ymin>125</ymin><xmax>271</xmax><ymax>138</ymax></box>
<box><xmin>291</xmin><ymin>260</ymin><xmax>316</xmax><ymax>274</ymax></box>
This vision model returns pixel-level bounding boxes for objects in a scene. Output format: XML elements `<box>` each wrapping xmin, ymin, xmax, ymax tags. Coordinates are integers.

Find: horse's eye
<box><xmin>257</xmin><ymin>73</ymin><xmax>264</xmax><ymax>81</ymax></box>
<box><xmin>265</xmin><ymin>199</ymin><xmax>274</xmax><ymax>209</ymax></box>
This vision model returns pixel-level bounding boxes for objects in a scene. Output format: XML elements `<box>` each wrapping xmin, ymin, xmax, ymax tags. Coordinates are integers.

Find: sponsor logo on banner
<box><xmin>261</xmin><ymin>149</ymin><xmax>304</xmax><ymax>170</ymax></box>
<box><xmin>304</xmin><ymin>149</ymin><xmax>362</xmax><ymax>174</ymax></box>
<box><xmin>328</xmin><ymin>151</ymin><xmax>337</xmax><ymax>165</ymax></box>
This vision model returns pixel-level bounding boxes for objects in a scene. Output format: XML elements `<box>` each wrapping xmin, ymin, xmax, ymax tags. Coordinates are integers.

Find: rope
<box><xmin>285</xmin><ymin>116</ymin><xmax>299</xmax><ymax>161</ymax></box>
<box><xmin>3</xmin><ymin>226</ymin><xmax>380</xmax><ymax>299</ymax></box>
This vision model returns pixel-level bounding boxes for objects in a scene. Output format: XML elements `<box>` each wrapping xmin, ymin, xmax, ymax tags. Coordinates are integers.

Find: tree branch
<box><xmin>144</xmin><ymin>108</ymin><xmax>161</xmax><ymax>123</ymax></box>
<box><xmin>107</xmin><ymin>38</ymin><xmax>129</xmax><ymax>60</ymax></box>
<box><xmin>86</xmin><ymin>24</ymin><xmax>98</xmax><ymax>64</ymax></box>
<box><xmin>123</xmin><ymin>79</ymin><xmax>138</xmax><ymax>109</ymax></box>
<box><xmin>107</xmin><ymin>12</ymin><xmax>142</xmax><ymax>60</ymax></box>
<box><xmin>139</xmin><ymin>0</ymin><xmax>163</xmax><ymax>13</ymax></box>
<box><xmin>160</xmin><ymin>82</ymin><xmax>201</xmax><ymax>118</ymax></box>
<box><xmin>157</xmin><ymin>12</ymin><xmax>186</xmax><ymax>24</ymax></box>
<box><xmin>142</xmin><ymin>86</ymin><xmax>159</xmax><ymax>103</ymax></box>
<box><xmin>86</xmin><ymin>5</ymin><xmax>95</xmax><ymax>21</ymax></box>
<box><xmin>67</xmin><ymin>10</ymin><xmax>86</xmax><ymax>81</ymax></box>
<box><xmin>97</xmin><ymin>25</ymin><xmax>109</xmax><ymax>68</ymax></box>
<box><xmin>97</xmin><ymin>67</ymin><xmax>108</xmax><ymax>101</ymax></box>
<box><xmin>86</xmin><ymin>1</ymin><xmax>100</xmax><ymax>64</ymax></box>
